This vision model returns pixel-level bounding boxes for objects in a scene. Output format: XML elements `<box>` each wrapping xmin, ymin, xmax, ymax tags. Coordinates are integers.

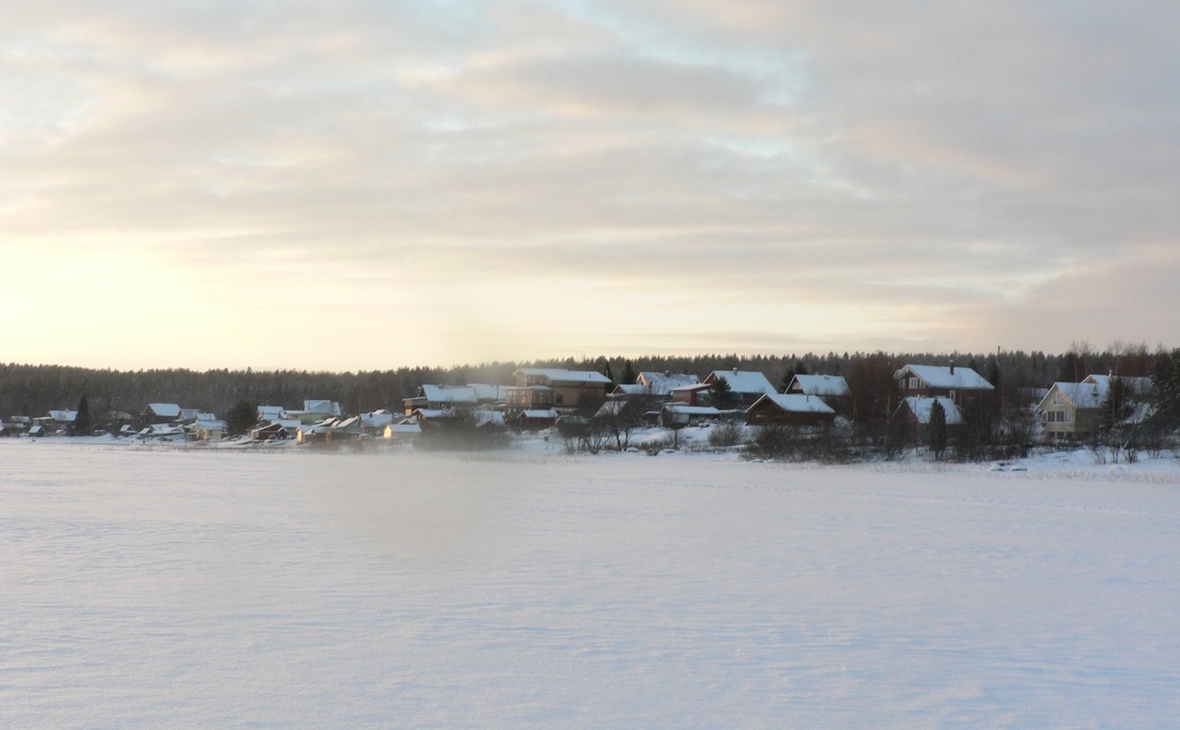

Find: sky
<box><xmin>2</xmin><ymin>1</ymin><xmax>1178</xmax><ymax>371</ymax></box>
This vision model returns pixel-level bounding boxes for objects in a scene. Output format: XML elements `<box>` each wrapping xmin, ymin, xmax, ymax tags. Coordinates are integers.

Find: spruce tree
<box><xmin>226</xmin><ymin>400</ymin><xmax>258</xmax><ymax>438</ymax></box>
<box><xmin>621</xmin><ymin>360</ymin><xmax>636</xmax><ymax>386</ymax></box>
<box><xmin>929</xmin><ymin>399</ymin><xmax>948</xmax><ymax>460</ymax></box>
<box><xmin>73</xmin><ymin>394</ymin><xmax>91</xmax><ymax>436</ymax></box>
<box><xmin>711</xmin><ymin>376</ymin><xmax>738</xmax><ymax>410</ymax></box>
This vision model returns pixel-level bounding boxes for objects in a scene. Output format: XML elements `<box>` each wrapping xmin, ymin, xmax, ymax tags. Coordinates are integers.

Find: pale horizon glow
<box><xmin>3</xmin><ymin>2</ymin><xmax>1178</xmax><ymax>370</ymax></box>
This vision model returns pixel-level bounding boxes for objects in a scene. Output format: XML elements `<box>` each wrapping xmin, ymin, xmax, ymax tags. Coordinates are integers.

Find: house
<box><xmin>7</xmin><ymin>415</ymin><xmax>32</xmax><ymax>435</ymax></box>
<box><xmin>662</xmin><ymin>403</ymin><xmax>722</xmax><ymax>428</ymax></box>
<box><xmin>468</xmin><ymin>383</ymin><xmax>507</xmax><ymax>406</ymax></box>
<box><xmin>138</xmin><ymin>423</ymin><xmax>186</xmax><ymax>441</ymax></box>
<box><xmin>894</xmin><ymin>364</ymin><xmax>994</xmax><ymax>405</ymax></box>
<box><xmin>612</xmin><ymin>372</ymin><xmax>700</xmax><ymax>400</ymax></box>
<box><xmin>517</xmin><ymin>409</ymin><xmax>559</xmax><ymax>431</ymax></box>
<box><xmin>1036</xmin><ymin>374</ymin><xmax>1151</xmax><ymax>441</ymax></box>
<box><xmin>142</xmin><ymin>403</ymin><xmax>182</xmax><ymax>424</ymax></box>
<box><xmin>745</xmin><ymin>393</ymin><xmax>836</xmax><ymax>427</ymax></box>
<box><xmin>897</xmin><ymin>396</ymin><xmax>964</xmax><ymax>445</ymax></box>
<box><xmin>192</xmin><ymin>414</ymin><xmax>226</xmax><ymax>441</ymax></box>
<box><xmin>669</xmin><ymin>382</ymin><xmax>716</xmax><ymax>406</ymax></box>
<box><xmin>250</xmin><ymin>421</ymin><xmax>293</xmax><ymax>442</ymax></box>
<box><xmin>700</xmin><ymin>369</ymin><xmax>777</xmax><ymax>408</ymax></box>
<box><xmin>34</xmin><ymin>410</ymin><xmax>78</xmax><ymax>435</ymax></box>
<box><xmin>297</xmin><ymin>416</ymin><xmax>362</xmax><ymax>445</ymax></box>
<box><xmin>785</xmin><ymin>374</ymin><xmax>852</xmax><ymax>416</ymax></box>
<box><xmin>786</xmin><ymin>374</ymin><xmax>851</xmax><ymax>398</ymax></box>
<box><xmin>360</xmin><ymin>409</ymin><xmax>395</xmax><ymax>433</ymax></box>
<box><xmin>403</xmin><ymin>385</ymin><xmax>478</xmax><ymax>415</ymax></box>
<box><xmin>505</xmin><ymin>368</ymin><xmax>611</xmax><ymax>413</ymax></box>
<box><xmin>383</xmin><ymin>422</ymin><xmax>422</xmax><ymax>442</ymax></box>
<box><xmin>257</xmin><ymin>405</ymin><xmax>286</xmax><ymax>423</ymax></box>
<box><xmin>285</xmin><ymin>400</ymin><xmax>343</xmax><ymax>424</ymax></box>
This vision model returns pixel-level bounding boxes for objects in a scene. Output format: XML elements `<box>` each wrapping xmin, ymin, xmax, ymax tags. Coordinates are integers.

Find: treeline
<box><xmin>0</xmin><ymin>344</ymin><xmax>1165</xmax><ymax>421</ymax></box>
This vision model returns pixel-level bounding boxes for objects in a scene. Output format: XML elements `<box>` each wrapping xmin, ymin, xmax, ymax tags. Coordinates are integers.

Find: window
<box><xmin>555</xmin><ymin>394</ymin><xmax>564</xmax><ymax>405</ymax></box>
<box><xmin>908</xmin><ymin>377</ymin><xmax>919</xmax><ymax>391</ymax></box>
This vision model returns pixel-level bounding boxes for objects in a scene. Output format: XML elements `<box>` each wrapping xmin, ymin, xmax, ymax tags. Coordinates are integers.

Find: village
<box><xmin>1</xmin><ymin>361</ymin><xmax>1167</xmax><ymax>462</ymax></box>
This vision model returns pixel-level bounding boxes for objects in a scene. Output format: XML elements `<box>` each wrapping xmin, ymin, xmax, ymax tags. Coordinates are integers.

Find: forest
<box><xmin>0</xmin><ymin>343</ymin><xmax>1163</xmax><ymax>423</ymax></box>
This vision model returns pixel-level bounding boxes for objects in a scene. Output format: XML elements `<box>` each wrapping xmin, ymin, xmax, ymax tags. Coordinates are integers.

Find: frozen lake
<box><xmin>3</xmin><ymin>441</ymin><xmax>1180</xmax><ymax>727</ymax></box>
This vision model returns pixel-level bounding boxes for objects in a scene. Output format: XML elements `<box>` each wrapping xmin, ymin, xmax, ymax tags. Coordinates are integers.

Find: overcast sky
<box><xmin>3</xmin><ymin>1</ymin><xmax>1178</xmax><ymax>370</ymax></box>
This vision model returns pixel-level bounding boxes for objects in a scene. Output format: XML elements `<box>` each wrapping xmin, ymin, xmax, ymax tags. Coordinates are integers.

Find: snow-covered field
<box><xmin>3</xmin><ymin>441</ymin><xmax>1180</xmax><ymax>728</ymax></box>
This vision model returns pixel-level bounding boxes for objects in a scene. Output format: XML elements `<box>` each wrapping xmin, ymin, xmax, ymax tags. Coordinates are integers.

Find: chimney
<box><xmin>950</xmin><ymin>364</ymin><xmax>955</xmax><ymax>374</ymax></box>
<box><xmin>732</xmin><ymin>367</ymin><xmax>738</xmax><ymax>374</ymax></box>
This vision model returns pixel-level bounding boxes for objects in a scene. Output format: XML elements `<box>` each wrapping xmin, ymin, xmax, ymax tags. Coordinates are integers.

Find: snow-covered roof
<box><xmin>1039</xmin><ymin>381</ymin><xmax>1107</xmax><ymax>411</ymax></box>
<box><xmin>257</xmin><ymin>405</ymin><xmax>285</xmax><ymax>420</ymax></box>
<box><xmin>594</xmin><ymin>401</ymin><xmax>628</xmax><ymax>418</ymax></box>
<box><xmin>143</xmin><ymin>423</ymin><xmax>184</xmax><ymax>435</ymax></box>
<box><xmin>361</xmin><ymin>410</ymin><xmax>395</xmax><ymax>428</ymax></box>
<box><xmin>670</xmin><ymin>382</ymin><xmax>713</xmax><ymax>394</ymax></box>
<box><xmin>475</xmin><ymin>411</ymin><xmax>506</xmax><ymax>428</ymax></box>
<box><xmin>194</xmin><ymin>418</ymin><xmax>227</xmax><ymax>430</ymax></box>
<box><xmin>664</xmin><ymin>404</ymin><xmax>722</xmax><ymax>416</ymax></box>
<box><xmin>47</xmin><ymin>409</ymin><xmax>78</xmax><ymax>422</ymax></box>
<box><xmin>521</xmin><ymin>409</ymin><xmax>559</xmax><ymax>419</ymax></box>
<box><xmin>384</xmin><ymin>423</ymin><xmax>422</xmax><ymax>435</ymax></box>
<box><xmin>788</xmin><ymin>374</ymin><xmax>851</xmax><ymax>398</ymax></box>
<box><xmin>413</xmin><ymin>408</ymin><xmax>454</xmax><ymax>420</ymax></box>
<box><xmin>468</xmin><ymin>383</ymin><xmax>506</xmax><ymax>401</ymax></box>
<box><xmin>178</xmin><ymin>408</ymin><xmax>201</xmax><ymax>421</ymax></box>
<box><xmin>612</xmin><ymin>383</ymin><xmax>647</xmax><ymax>396</ymax></box>
<box><xmin>515</xmin><ymin>368</ymin><xmax>612</xmax><ymax>384</ymax></box>
<box><xmin>894</xmin><ymin>364</ymin><xmax>994</xmax><ymax>391</ymax></box>
<box><xmin>146</xmin><ymin>403</ymin><xmax>182</xmax><ymax>418</ymax></box>
<box><xmin>303</xmin><ymin>400</ymin><xmax>341</xmax><ymax>416</ymax></box>
<box><xmin>903</xmin><ymin>397</ymin><xmax>964</xmax><ymax>425</ymax></box>
<box><xmin>705</xmin><ymin>370</ymin><xmax>777</xmax><ymax>395</ymax></box>
<box><xmin>1082</xmin><ymin>374</ymin><xmax>1152</xmax><ymax>396</ymax></box>
<box><xmin>634</xmin><ymin>372</ymin><xmax>700</xmax><ymax>395</ymax></box>
<box><xmin>750</xmin><ymin>393</ymin><xmax>836</xmax><ymax>415</ymax></box>
<box><xmin>419</xmin><ymin>384</ymin><xmax>478</xmax><ymax>404</ymax></box>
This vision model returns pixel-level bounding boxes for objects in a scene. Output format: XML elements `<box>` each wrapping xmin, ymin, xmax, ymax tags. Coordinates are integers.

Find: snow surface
<box><xmin>3</xmin><ymin>441</ymin><xmax>1180</xmax><ymax>728</ymax></box>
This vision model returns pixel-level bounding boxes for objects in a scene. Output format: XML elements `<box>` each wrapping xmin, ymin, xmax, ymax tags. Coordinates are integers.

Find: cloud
<box><xmin>1</xmin><ymin>1</ymin><xmax>1177</xmax><ymax>368</ymax></box>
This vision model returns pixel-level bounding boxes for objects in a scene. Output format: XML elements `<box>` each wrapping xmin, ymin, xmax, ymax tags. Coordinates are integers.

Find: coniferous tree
<box><xmin>711</xmin><ymin>376</ymin><xmax>738</xmax><ymax>410</ymax></box>
<box><xmin>226</xmin><ymin>400</ymin><xmax>258</xmax><ymax>438</ymax></box>
<box><xmin>620</xmin><ymin>360</ymin><xmax>636</xmax><ymax>387</ymax></box>
<box><xmin>73</xmin><ymin>394</ymin><xmax>91</xmax><ymax>436</ymax></box>
<box><xmin>929</xmin><ymin>399</ymin><xmax>948</xmax><ymax>460</ymax></box>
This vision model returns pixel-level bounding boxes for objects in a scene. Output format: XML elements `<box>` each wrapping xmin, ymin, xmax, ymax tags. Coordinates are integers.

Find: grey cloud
<box><xmin>3</xmin><ymin>0</ymin><xmax>1178</xmax><ymax>363</ymax></box>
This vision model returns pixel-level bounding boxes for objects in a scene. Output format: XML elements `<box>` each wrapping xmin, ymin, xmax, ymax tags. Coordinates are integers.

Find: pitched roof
<box><xmin>903</xmin><ymin>396</ymin><xmax>964</xmax><ymax>425</ymax></box>
<box><xmin>303</xmin><ymin>400</ymin><xmax>341</xmax><ymax>416</ymax></box>
<box><xmin>634</xmin><ymin>372</ymin><xmax>700</xmax><ymax>394</ymax></box>
<box><xmin>515</xmin><ymin>368</ymin><xmax>612</xmax><ymax>384</ymax></box>
<box><xmin>1082</xmin><ymin>374</ymin><xmax>1152</xmax><ymax>395</ymax></box>
<box><xmin>145</xmin><ymin>403</ymin><xmax>182</xmax><ymax>418</ymax></box>
<box><xmin>894</xmin><ymin>364</ymin><xmax>994</xmax><ymax>391</ymax></box>
<box><xmin>1038</xmin><ymin>381</ymin><xmax>1107</xmax><ymax>411</ymax></box>
<box><xmin>788</xmin><ymin>374</ymin><xmax>851</xmax><ymax>398</ymax></box>
<box><xmin>705</xmin><ymin>370</ymin><xmax>777</xmax><ymax>395</ymax></box>
<box><xmin>750</xmin><ymin>393</ymin><xmax>836</xmax><ymax>414</ymax></box>
<box><xmin>468</xmin><ymin>383</ymin><xmax>506</xmax><ymax>401</ymax></box>
<box><xmin>419</xmin><ymin>384</ymin><xmax>478</xmax><ymax>404</ymax></box>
